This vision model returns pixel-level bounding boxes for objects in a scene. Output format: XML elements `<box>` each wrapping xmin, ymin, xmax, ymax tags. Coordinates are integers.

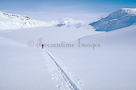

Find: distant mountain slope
<box><xmin>0</xmin><ymin>12</ymin><xmax>48</xmax><ymax>30</ymax></box>
<box><xmin>49</xmin><ymin>18</ymin><xmax>93</xmax><ymax>29</ymax></box>
<box><xmin>0</xmin><ymin>12</ymin><xmax>92</xmax><ymax>30</ymax></box>
<box><xmin>90</xmin><ymin>8</ymin><xmax>136</xmax><ymax>31</ymax></box>
<box><xmin>56</xmin><ymin>18</ymin><xmax>84</xmax><ymax>28</ymax></box>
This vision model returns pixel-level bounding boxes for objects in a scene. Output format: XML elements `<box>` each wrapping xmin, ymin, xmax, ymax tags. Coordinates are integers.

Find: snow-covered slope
<box><xmin>56</xmin><ymin>18</ymin><xmax>85</xmax><ymax>28</ymax></box>
<box><xmin>0</xmin><ymin>12</ymin><xmax>48</xmax><ymax>30</ymax></box>
<box><xmin>0</xmin><ymin>12</ymin><xmax>92</xmax><ymax>30</ymax></box>
<box><xmin>46</xmin><ymin>18</ymin><xmax>93</xmax><ymax>29</ymax></box>
<box><xmin>0</xmin><ymin>18</ymin><xmax>136</xmax><ymax>90</ymax></box>
<box><xmin>90</xmin><ymin>8</ymin><xmax>136</xmax><ymax>31</ymax></box>
<box><xmin>48</xmin><ymin>25</ymin><xmax>136</xmax><ymax>90</ymax></box>
<box><xmin>0</xmin><ymin>25</ymin><xmax>100</xmax><ymax>90</ymax></box>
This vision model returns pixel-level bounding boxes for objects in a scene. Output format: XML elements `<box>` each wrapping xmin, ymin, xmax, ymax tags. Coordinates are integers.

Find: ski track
<box><xmin>43</xmin><ymin>50</ymin><xmax>80</xmax><ymax>90</ymax></box>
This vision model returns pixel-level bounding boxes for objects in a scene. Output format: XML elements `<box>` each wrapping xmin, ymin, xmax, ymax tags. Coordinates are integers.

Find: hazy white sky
<box><xmin>0</xmin><ymin>0</ymin><xmax>136</xmax><ymax>21</ymax></box>
<box><xmin>15</xmin><ymin>11</ymin><xmax>107</xmax><ymax>22</ymax></box>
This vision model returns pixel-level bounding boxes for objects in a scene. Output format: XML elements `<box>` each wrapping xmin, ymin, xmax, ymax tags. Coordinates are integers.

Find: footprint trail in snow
<box><xmin>43</xmin><ymin>49</ymin><xmax>83</xmax><ymax>90</ymax></box>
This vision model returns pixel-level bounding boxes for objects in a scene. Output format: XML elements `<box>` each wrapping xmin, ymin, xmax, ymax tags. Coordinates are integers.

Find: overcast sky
<box><xmin>0</xmin><ymin>0</ymin><xmax>136</xmax><ymax>21</ymax></box>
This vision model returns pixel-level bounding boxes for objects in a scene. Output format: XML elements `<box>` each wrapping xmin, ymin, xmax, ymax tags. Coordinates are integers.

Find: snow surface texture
<box><xmin>0</xmin><ymin>26</ymin><xmax>101</xmax><ymax>90</ymax></box>
<box><xmin>43</xmin><ymin>50</ymin><xmax>82</xmax><ymax>90</ymax></box>
<box><xmin>47</xmin><ymin>25</ymin><xmax>136</xmax><ymax>90</ymax></box>
<box><xmin>90</xmin><ymin>8</ymin><xmax>136</xmax><ymax>31</ymax></box>
<box><xmin>0</xmin><ymin>24</ymin><xmax>136</xmax><ymax>90</ymax></box>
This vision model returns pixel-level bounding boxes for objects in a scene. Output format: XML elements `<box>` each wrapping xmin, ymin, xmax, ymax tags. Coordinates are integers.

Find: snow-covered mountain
<box><xmin>0</xmin><ymin>12</ymin><xmax>92</xmax><ymax>30</ymax></box>
<box><xmin>90</xmin><ymin>8</ymin><xmax>136</xmax><ymax>31</ymax></box>
<box><xmin>56</xmin><ymin>18</ymin><xmax>84</xmax><ymax>28</ymax></box>
<box><xmin>47</xmin><ymin>18</ymin><xmax>93</xmax><ymax>29</ymax></box>
<box><xmin>3</xmin><ymin>8</ymin><xmax>136</xmax><ymax>31</ymax></box>
<box><xmin>0</xmin><ymin>12</ymin><xmax>49</xmax><ymax>30</ymax></box>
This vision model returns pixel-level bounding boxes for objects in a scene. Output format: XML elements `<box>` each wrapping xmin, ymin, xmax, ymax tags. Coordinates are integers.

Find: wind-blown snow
<box><xmin>90</xmin><ymin>8</ymin><xmax>136</xmax><ymax>31</ymax></box>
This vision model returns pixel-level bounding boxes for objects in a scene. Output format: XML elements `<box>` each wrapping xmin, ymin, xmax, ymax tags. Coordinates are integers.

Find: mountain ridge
<box><xmin>0</xmin><ymin>12</ymin><xmax>90</xmax><ymax>30</ymax></box>
<box><xmin>1</xmin><ymin>8</ymin><xmax>136</xmax><ymax>30</ymax></box>
<box><xmin>90</xmin><ymin>8</ymin><xmax>136</xmax><ymax>31</ymax></box>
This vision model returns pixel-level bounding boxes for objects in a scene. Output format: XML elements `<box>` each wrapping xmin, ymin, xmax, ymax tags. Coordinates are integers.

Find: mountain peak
<box><xmin>58</xmin><ymin>18</ymin><xmax>83</xmax><ymax>24</ymax></box>
<box><xmin>121</xmin><ymin>8</ymin><xmax>136</xmax><ymax>10</ymax></box>
<box><xmin>59</xmin><ymin>17</ymin><xmax>74</xmax><ymax>21</ymax></box>
<box><xmin>0</xmin><ymin>12</ymin><xmax>31</xmax><ymax>20</ymax></box>
<box><xmin>0</xmin><ymin>11</ymin><xmax>48</xmax><ymax>30</ymax></box>
<box><xmin>119</xmin><ymin>8</ymin><xmax>136</xmax><ymax>15</ymax></box>
<box><xmin>56</xmin><ymin>18</ymin><xmax>84</xmax><ymax>27</ymax></box>
<box><xmin>90</xmin><ymin>8</ymin><xmax>136</xmax><ymax>31</ymax></box>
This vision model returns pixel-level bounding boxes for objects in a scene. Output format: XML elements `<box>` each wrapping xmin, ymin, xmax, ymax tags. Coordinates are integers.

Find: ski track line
<box><xmin>44</xmin><ymin>50</ymin><xmax>80</xmax><ymax>90</ymax></box>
